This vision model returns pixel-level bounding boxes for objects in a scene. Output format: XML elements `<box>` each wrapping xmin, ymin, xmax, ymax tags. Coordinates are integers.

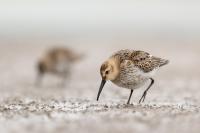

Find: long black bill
<box><xmin>97</xmin><ymin>79</ymin><xmax>106</xmax><ymax>101</ymax></box>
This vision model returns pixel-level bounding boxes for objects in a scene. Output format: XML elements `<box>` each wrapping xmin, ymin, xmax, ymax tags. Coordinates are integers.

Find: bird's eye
<box><xmin>105</xmin><ymin>71</ymin><xmax>109</xmax><ymax>74</ymax></box>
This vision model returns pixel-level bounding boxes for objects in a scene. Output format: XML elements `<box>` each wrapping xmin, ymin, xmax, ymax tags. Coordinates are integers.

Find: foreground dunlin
<box><xmin>37</xmin><ymin>47</ymin><xmax>82</xmax><ymax>86</ymax></box>
<box><xmin>97</xmin><ymin>49</ymin><xmax>169</xmax><ymax>104</ymax></box>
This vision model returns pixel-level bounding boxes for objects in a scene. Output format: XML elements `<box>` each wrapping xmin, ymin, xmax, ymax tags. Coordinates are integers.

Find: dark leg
<box><xmin>139</xmin><ymin>78</ymin><xmax>154</xmax><ymax>103</ymax></box>
<box><xmin>37</xmin><ymin>62</ymin><xmax>45</xmax><ymax>86</ymax></box>
<box><xmin>127</xmin><ymin>90</ymin><xmax>134</xmax><ymax>104</ymax></box>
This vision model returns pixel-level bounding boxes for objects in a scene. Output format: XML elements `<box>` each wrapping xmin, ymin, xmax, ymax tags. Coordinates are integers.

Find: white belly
<box><xmin>112</xmin><ymin>66</ymin><xmax>155</xmax><ymax>90</ymax></box>
<box><xmin>112</xmin><ymin>75</ymin><xmax>149</xmax><ymax>90</ymax></box>
<box><xmin>54</xmin><ymin>61</ymin><xmax>71</xmax><ymax>74</ymax></box>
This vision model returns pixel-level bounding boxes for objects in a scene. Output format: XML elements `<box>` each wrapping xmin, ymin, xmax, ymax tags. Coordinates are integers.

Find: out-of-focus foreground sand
<box><xmin>0</xmin><ymin>40</ymin><xmax>200</xmax><ymax>133</ymax></box>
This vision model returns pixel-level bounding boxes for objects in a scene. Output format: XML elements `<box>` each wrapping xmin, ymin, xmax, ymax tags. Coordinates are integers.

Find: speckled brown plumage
<box><xmin>37</xmin><ymin>47</ymin><xmax>82</xmax><ymax>86</ymax></box>
<box><xmin>97</xmin><ymin>49</ymin><xmax>169</xmax><ymax>104</ymax></box>
<box><xmin>111</xmin><ymin>49</ymin><xmax>169</xmax><ymax>73</ymax></box>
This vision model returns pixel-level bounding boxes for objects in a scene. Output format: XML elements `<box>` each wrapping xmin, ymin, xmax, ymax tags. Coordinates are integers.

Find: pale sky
<box><xmin>0</xmin><ymin>1</ymin><xmax>200</xmax><ymax>39</ymax></box>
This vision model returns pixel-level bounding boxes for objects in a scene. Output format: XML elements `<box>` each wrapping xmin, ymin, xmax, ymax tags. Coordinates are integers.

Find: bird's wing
<box><xmin>113</xmin><ymin>50</ymin><xmax>169</xmax><ymax>73</ymax></box>
<box><xmin>134</xmin><ymin>57</ymin><xmax>166</xmax><ymax>73</ymax></box>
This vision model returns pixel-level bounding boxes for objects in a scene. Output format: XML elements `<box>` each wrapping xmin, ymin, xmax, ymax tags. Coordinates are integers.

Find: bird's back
<box><xmin>112</xmin><ymin>49</ymin><xmax>169</xmax><ymax>73</ymax></box>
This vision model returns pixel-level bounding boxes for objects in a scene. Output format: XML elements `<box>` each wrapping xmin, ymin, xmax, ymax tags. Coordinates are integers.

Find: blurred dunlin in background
<box><xmin>36</xmin><ymin>47</ymin><xmax>83</xmax><ymax>87</ymax></box>
<box><xmin>0</xmin><ymin>1</ymin><xmax>200</xmax><ymax>133</ymax></box>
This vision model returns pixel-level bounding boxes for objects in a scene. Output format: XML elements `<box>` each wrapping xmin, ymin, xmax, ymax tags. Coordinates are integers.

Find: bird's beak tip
<box><xmin>96</xmin><ymin>79</ymin><xmax>106</xmax><ymax>102</ymax></box>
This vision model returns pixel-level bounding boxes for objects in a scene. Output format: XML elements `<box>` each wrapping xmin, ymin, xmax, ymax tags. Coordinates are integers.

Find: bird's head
<box><xmin>97</xmin><ymin>57</ymin><xmax>120</xmax><ymax>101</ymax></box>
<box><xmin>100</xmin><ymin>58</ymin><xmax>120</xmax><ymax>81</ymax></box>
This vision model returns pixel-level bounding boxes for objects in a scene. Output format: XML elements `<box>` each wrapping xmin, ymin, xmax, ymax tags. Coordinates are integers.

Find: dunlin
<box><xmin>37</xmin><ymin>47</ymin><xmax>82</xmax><ymax>86</ymax></box>
<box><xmin>97</xmin><ymin>49</ymin><xmax>169</xmax><ymax>104</ymax></box>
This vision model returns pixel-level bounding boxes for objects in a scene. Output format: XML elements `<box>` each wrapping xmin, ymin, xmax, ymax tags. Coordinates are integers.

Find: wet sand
<box><xmin>0</xmin><ymin>40</ymin><xmax>199</xmax><ymax>133</ymax></box>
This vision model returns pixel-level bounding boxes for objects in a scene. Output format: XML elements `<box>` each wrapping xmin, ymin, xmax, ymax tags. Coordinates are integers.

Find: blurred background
<box><xmin>0</xmin><ymin>1</ymin><xmax>200</xmax><ymax>133</ymax></box>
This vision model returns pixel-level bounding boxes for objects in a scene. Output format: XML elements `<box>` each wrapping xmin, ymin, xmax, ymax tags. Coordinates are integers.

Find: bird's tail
<box><xmin>159</xmin><ymin>59</ymin><xmax>169</xmax><ymax>67</ymax></box>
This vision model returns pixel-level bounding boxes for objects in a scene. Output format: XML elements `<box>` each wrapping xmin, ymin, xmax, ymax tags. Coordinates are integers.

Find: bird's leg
<box><xmin>59</xmin><ymin>74</ymin><xmax>68</xmax><ymax>88</ymax></box>
<box><xmin>59</xmin><ymin>71</ymin><xmax>70</xmax><ymax>88</ymax></box>
<box><xmin>139</xmin><ymin>78</ymin><xmax>154</xmax><ymax>104</ymax></box>
<box><xmin>127</xmin><ymin>89</ymin><xmax>134</xmax><ymax>104</ymax></box>
<box><xmin>35</xmin><ymin>73</ymin><xmax>44</xmax><ymax>87</ymax></box>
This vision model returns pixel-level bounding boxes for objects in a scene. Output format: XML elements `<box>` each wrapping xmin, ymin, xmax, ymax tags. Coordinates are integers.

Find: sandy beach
<box><xmin>0</xmin><ymin>40</ymin><xmax>199</xmax><ymax>133</ymax></box>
